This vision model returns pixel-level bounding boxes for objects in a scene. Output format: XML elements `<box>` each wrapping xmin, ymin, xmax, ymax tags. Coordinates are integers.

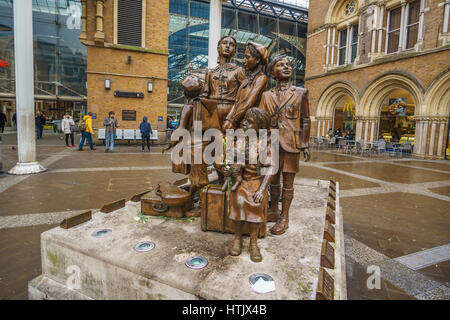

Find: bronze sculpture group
<box><xmin>169</xmin><ymin>37</ymin><xmax>310</xmax><ymax>263</ymax></box>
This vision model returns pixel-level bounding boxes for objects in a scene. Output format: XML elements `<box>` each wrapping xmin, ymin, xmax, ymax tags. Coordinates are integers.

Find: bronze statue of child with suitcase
<box><xmin>222</xmin><ymin>107</ymin><xmax>274</xmax><ymax>262</ymax></box>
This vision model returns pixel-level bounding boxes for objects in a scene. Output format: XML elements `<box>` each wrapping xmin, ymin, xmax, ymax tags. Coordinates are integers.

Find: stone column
<box><xmin>326</xmin><ymin>27</ymin><xmax>331</xmax><ymax>65</ymax></box>
<box><xmin>443</xmin><ymin>1</ymin><xmax>450</xmax><ymax>34</ymax></box>
<box><xmin>413</xmin><ymin>120</ymin><xmax>422</xmax><ymax>156</ymax></box>
<box><xmin>417</xmin><ymin>0</ymin><xmax>425</xmax><ymax>44</ymax></box>
<box><xmin>346</xmin><ymin>24</ymin><xmax>351</xmax><ymax>64</ymax></box>
<box><xmin>94</xmin><ymin>0</ymin><xmax>105</xmax><ymax>43</ymax></box>
<box><xmin>317</xmin><ymin>119</ymin><xmax>322</xmax><ymax>137</ymax></box>
<box><xmin>377</xmin><ymin>6</ymin><xmax>385</xmax><ymax>53</ymax></box>
<box><xmin>420</xmin><ymin>120</ymin><xmax>429</xmax><ymax>156</ymax></box>
<box><xmin>436</xmin><ymin>120</ymin><xmax>446</xmax><ymax>158</ymax></box>
<box><xmin>371</xmin><ymin>6</ymin><xmax>378</xmax><ymax>54</ymax></box>
<box><xmin>398</xmin><ymin>1</ymin><xmax>407</xmax><ymax>51</ymax></box>
<box><xmin>363</xmin><ymin>119</ymin><xmax>369</xmax><ymax>143</ymax></box>
<box><xmin>370</xmin><ymin>120</ymin><xmax>376</xmax><ymax>142</ymax></box>
<box><xmin>428</xmin><ymin>121</ymin><xmax>437</xmax><ymax>157</ymax></box>
<box><xmin>9</xmin><ymin>0</ymin><xmax>46</xmax><ymax>175</ymax></box>
<box><xmin>355</xmin><ymin>119</ymin><xmax>363</xmax><ymax>141</ymax></box>
<box><xmin>208</xmin><ymin>0</ymin><xmax>223</xmax><ymax>69</ymax></box>
<box><xmin>79</xmin><ymin>0</ymin><xmax>87</xmax><ymax>43</ymax></box>
<box><xmin>331</xmin><ymin>27</ymin><xmax>336</xmax><ymax>65</ymax></box>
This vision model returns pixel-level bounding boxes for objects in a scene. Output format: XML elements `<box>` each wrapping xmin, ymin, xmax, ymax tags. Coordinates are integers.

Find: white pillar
<box><xmin>346</xmin><ymin>25</ymin><xmax>351</xmax><ymax>64</ymax></box>
<box><xmin>414</xmin><ymin>120</ymin><xmax>422</xmax><ymax>155</ymax></box>
<box><xmin>208</xmin><ymin>0</ymin><xmax>223</xmax><ymax>69</ymax></box>
<box><xmin>377</xmin><ymin>6</ymin><xmax>384</xmax><ymax>53</ymax></box>
<box><xmin>443</xmin><ymin>1</ymin><xmax>450</xmax><ymax>34</ymax></box>
<box><xmin>437</xmin><ymin>121</ymin><xmax>446</xmax><ymax>157</ymax></box>
<box><xmin>399</xmin><ymin>2</ymin><xmax>407</xmax><ymax>52</ymax></box>
<box><xmin>420</xmin><ymin>121</ymin><xmax>429</xmax><ymax>156</ymax></box>
<box><xmin>331</xmin><ymin>27</ymin><xmax>336</xmax><ymax>65</ymax></box>
<box><xmin>326</xmin><ymin>27</ymin><xmax>331</xmax><ymax>65</ymax></box>
<box><xmin>370</xmin><ymin>120</ymin><xmax>375</xmax><ymax>141</ymax></box>
<box><xmin>9</xmin><ymin>0</ymin><xmax>46</xmax><ymax>175</ymax></box>
<box><xmin>364</xmin><ymin>120</ymin><xmax>369</xmax><ymax>143</ymax></box>
<box><xmin>355</xmin><ymin>120</ymin><xmax>363</xmax><ymax>141</ymax></box>
<box><xmin>371</xmin><ymin>7</ymin><xmax>378</xmax><ymax>54</ymax></box>
<box><xmin>418</xmin><ymin>0</ymin><xmax>425</xmax><ymax>42</ymax></box>
<box><xmin>317</xmin><ymin>120</ymin><xmax>322</xmax><ymax>137</ymax></box>
<box><xmin>428</xmin><ymin>121</ymin><xmax>436</xmax><ymax>157</ymax></box>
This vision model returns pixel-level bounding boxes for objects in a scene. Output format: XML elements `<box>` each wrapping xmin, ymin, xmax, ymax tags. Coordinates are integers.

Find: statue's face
<box><xmin>243</xmin><ymin>48</ymin><xmax>259</xmax><ymax>71</ymax></box>
<box><xmin>218</xmin><ymin>37</ymin><xmax>236</xmax><ymax>58</ymax></box>
<box><xmin>273</xmin><ymin>57</ymin><xmax>292</xmax><ymax>80</ymax></box>
<box><xmin>241</xmin><ymin>112</ymin><xmax>259</xmax><ymax>132</ymax></box>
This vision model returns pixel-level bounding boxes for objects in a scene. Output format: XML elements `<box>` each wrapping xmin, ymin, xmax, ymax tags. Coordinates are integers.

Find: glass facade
<box><xmin>168</xmin><ymin>0</ymin><xmax>308</xmax><ymax>104</ymax></box>
<box><xmin>0</xmin><ymin>0</ymin><xmax>87</xmax><ymax>123</ymax></box>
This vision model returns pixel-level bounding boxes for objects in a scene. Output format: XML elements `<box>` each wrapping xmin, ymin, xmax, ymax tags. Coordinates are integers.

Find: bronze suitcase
<box><xmin>200</xmin><ymin>184</ymin><xmax>267</xmax><ymax>238</ymax></box>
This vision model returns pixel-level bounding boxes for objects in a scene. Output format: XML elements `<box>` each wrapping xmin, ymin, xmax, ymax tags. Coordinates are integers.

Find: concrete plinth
<box><xmin>8</xmin><ymin>161</ymin><xmax>47</xmax><ymax>175</ymax></box>
<box><xmin>29</xmin><ymin>179</ymin><xmax>346</xmax><ymax>300</ymax></box>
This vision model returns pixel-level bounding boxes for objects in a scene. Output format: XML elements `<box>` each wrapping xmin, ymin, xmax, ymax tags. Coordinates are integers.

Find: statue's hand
<box><xmin>222</xmin><ymin>120</ymin><xmax>233</xmax><ymax>131</ymax></box>
<box><xmin>231</xmin><ymin>175</ymin><xmax>242</xmax><ymax>191</ymax></box>
<box><xmin>221</xmin><ymin>180</ymin><xmax>229</xmax><ymax>192</ymax></box>
<box><xmin>253</xmin><ymin>188</ymin><xmax>264</xmax><ymax>203</ymax></box>
<box><xmin>302</xmin><ymin>148</ymin><xmax>310</xmax><ymax>162</ymax></box>
<box><xmin>222</xmin><ymin>166</ymin><xmax>233</xmax><ymax>177</ymax></box>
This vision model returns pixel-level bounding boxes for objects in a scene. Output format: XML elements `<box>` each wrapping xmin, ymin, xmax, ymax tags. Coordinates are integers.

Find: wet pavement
<box><xmin>0</xmin><ymin>132</ymin><xmax>449</xmax><ymax>299</ymax></box>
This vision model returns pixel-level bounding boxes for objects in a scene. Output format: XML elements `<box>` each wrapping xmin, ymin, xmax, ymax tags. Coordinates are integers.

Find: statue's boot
<box><xmin>249</xmin><ymin>223</ymin><xmax>262</xmax><ymax>263</ymax></box>
<box><xmin>270</xmin><ymin>188</ymin><xmax>293</xmax><ymax>235</ymax></box>
<box><xmin>229</xmin><ymin>221</ymin><xmax>242</xmax><ymax>256</ymax></box>
<box><xmin>267</xmin><ymin>184</ymin><xmax>281</xmax><ymax>222</ymax></box>
<box><xmin>185</xmin><ymin>186</ymin><xmax>201</xmax><ymax>217</ymax></box>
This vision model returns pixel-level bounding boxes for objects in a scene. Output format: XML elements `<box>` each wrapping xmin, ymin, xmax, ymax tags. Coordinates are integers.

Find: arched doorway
<box><xmin>378</xmin><ymin>89</ymin><xmax>416</xmax><ymax>143</ymax></box>
<box><xmin>333</xmin><ymin>95</ymin><xmax>356</xmax><ymax>135</ymax></box>
<box><xmin>316</xmin><ymin>81</ymin><xmax>360</xmax><ymax>137</ymax></box>
<box><xmin>359</xmin><ymin>72</ymin><xmax>424</xmax><ymax>147</ymax></box>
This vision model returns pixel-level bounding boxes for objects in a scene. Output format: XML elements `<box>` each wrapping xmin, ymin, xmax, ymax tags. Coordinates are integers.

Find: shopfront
<box><xmin>378</xmin><ymin>89</ymin><xmax>415</xmax><ymax>144</ymax></box>
<box><xmin>333</xmin><ymin>95</ymin><xmax>356</xmax><ymax>134</ymax></box>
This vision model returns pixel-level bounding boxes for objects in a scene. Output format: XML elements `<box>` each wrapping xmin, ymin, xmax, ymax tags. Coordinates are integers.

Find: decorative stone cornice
<box><xmin>315</xmin><ymin>116</ymin><xmax>333</xmax><ymax>121</ymax></box>
<box><xmin>354</xmin><ymin>116</ymin><xmax>378</xmax><ymax>121</ymax></box>
<box><xmin>413</xmin><ymin>115</ymin><xmax>449</xmax><ymax>122</ymax></box>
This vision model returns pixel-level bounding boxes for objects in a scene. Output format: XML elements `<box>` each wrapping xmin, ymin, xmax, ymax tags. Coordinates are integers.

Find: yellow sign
<box><xmin>343</xmin><ymin>102</ymin><xmax>355</xmax><ymax>115</ymax></box>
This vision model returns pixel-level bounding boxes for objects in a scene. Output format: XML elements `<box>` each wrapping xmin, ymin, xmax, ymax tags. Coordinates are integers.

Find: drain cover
<box><xmin>249</xmin><ymin>273</ymin><xmax>274</xmax><ymax>285</ymax></box>
<box><xmin>91</xmin><ymin>229</ymin><xmax>112</xmax><ymax>238</ymax></box>
<box><xmin>134</xmin><ymin>241</ymin><xmax>155</xmax><ymax>253</ymax></box>
<box><xmin>186</xmin><ymin>256</ymin><xmax>208</xmax><ymax>269</ymax></box>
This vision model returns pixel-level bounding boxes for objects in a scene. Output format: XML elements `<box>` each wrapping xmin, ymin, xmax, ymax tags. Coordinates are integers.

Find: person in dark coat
<box><xmin>0</xmin><ymin>111</ymin><xmax>6</xmax><ymax>133</ymax></box>
<box><xmin>12</xmin><ymin>112</ymin><xmax>16</xmax><ymax>131</ymax></box>
<box><xmin>139</xmin><ymin>116</ymin><xmax>153</xmax><ymax>152</ymax></box>
<box><xmin>35</xmin><ymin>111</ymin><xmax>45</xmax><ymax>139</ymax></box>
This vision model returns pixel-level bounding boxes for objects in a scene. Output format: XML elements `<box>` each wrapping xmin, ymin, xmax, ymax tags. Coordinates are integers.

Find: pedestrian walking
<box><xmin>35</xmin><ymin>111</ymin><xmax>45</xmax><ymax>139</ymax></box>
<box><xmin>0</xmin><ymin>111</ymin><xmax>6</xmax><ymax>133</ymax></box>
<box><xmin>12</xmin><ymin>113</ymin><xmax>16</xmax><ymax>131</ymax></box>
<box><xmin>61</xmin><ymin>113</ymin><xmax>76</xmax><ymax>147</ymax></box>
<box><xmin>103</xmin><ymin>111</ymin><xmax>118</xmax><ymax>153</ymax></box>
<box><xmin>78</xmin><ymin>112</ymin><xmax>96</xmax><ymax>151</ymax></box>
<box><xmin>166</xmin><ymin>116</ymin><xmax>175</xmax><ymax>143</ymax></box>
<box><xmin>139</xmin><ymin>116</ymin><xmax>153</xmax><ymax>152</ymax></box>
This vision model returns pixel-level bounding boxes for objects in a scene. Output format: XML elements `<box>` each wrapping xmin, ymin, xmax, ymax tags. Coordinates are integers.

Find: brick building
<box><xmin>305</xmin><ymin>0</ymin><xmax>450</xmax><ymax>159</ymax></box>
<box><xmin>80</xmin><ymin>0</ymin><xmax>169</xmax><ymax>141</ymax></box>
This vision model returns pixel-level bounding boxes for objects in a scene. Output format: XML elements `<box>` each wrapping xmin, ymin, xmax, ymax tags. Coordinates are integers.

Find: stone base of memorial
<box><xmin>28</xmin><ymin>178</ymin><xmax>346</xmax><ymax>300</ymax></box>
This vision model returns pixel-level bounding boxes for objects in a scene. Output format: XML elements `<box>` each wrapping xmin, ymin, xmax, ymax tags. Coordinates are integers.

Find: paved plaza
<box><xmin>0</xmin><ymin>131</ymin><xmax>449</xmax><ymax>299</ymax></box>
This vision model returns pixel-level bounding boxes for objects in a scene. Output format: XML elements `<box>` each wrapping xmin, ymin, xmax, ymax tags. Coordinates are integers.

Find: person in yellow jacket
<box><xmin>78</xmin><ymin>112</ymin><xmax>96</xmax><ymax>151</ymax></box>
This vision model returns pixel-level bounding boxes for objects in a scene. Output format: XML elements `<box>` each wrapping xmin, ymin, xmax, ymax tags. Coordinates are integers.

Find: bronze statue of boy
<box><xmin>259</xmin><ymin>55</ymin><xmax>311</xmax><ymax>235</ymax></box>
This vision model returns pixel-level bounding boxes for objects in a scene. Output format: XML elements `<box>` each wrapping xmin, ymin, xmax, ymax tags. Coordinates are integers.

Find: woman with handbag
<box><xmin>61</xmin><ymin>113</ymin><xmax>76</xmax><ymax>147</ymax></box>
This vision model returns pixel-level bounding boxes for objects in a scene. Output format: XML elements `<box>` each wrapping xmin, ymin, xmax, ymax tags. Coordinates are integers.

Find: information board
<box><xmin>122</xmin><ymin>110</ymin><xmax>137</xmax><ymax>121</ymax></box>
